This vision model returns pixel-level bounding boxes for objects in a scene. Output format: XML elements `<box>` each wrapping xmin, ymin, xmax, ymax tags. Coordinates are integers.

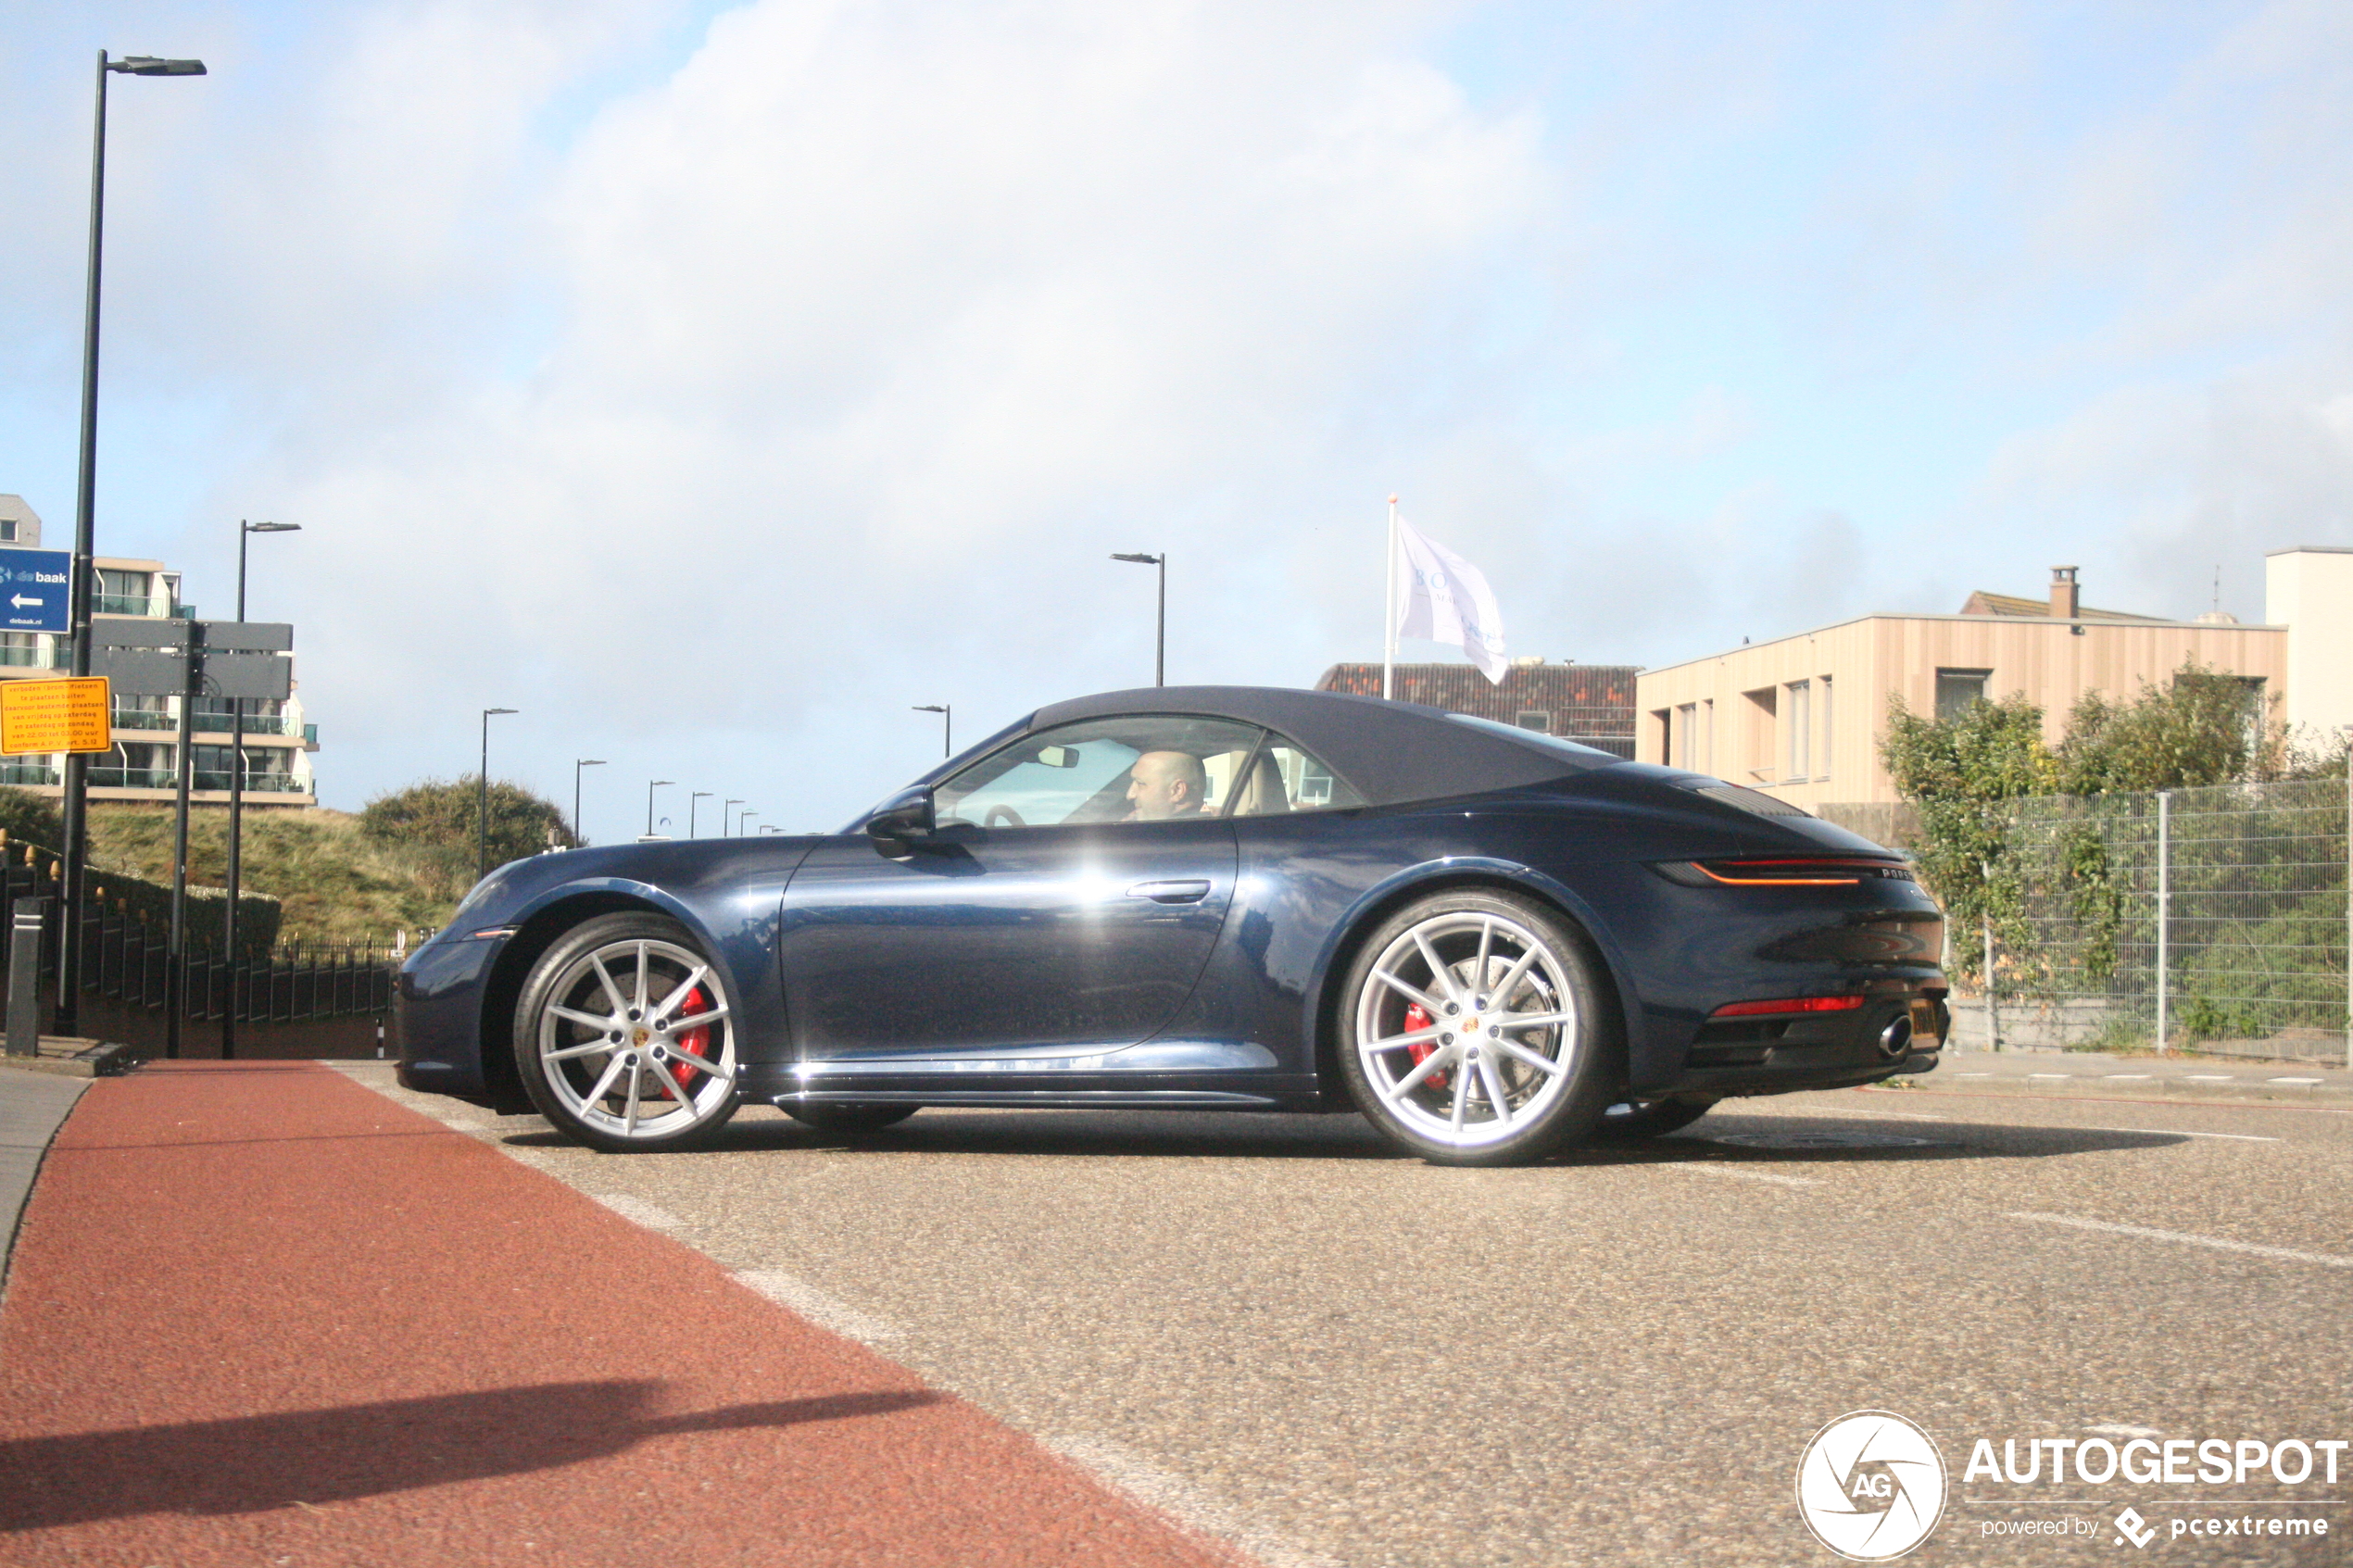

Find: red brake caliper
<box><xmin>662</xmin><ymin>985</ymin><xmax>712</xmax><ymax>1099</ymax></box>
<box><xmin>1403</xmin><ymin>1002</ymin><xmax>1449</xmax><ymax>1091</ymax></box>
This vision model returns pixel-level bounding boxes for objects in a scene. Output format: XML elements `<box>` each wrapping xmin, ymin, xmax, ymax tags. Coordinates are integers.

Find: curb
<box><xmin>0</xmin><ymin>1039</ymin><xmax>140</xmax><ymax>1080</ymax></box>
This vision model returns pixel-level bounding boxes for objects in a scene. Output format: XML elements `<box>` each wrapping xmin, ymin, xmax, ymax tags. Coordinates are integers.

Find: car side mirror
<box><xmin>865</xmin><ymin>788</ymin><xmax>937</xmax><ymax>857</ymax></box>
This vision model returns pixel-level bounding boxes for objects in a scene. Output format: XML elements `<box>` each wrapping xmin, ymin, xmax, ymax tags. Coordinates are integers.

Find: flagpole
<box><xmin>1382</xmin><ymin>494</ymin><xmax>1398</xmax><ymax>699</ymax></box>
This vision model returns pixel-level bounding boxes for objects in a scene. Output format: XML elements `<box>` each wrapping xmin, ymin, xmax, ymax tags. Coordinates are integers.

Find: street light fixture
<box><xmin>722</xmin><ymin>797</ymin><xmax>742</xmax><ymax>837</ymax></box>
<box><xmin>56</xmin><ymin>47</ymin><xmax>208</xmax><ymax>1037</ymax></box>
<box><xmin>1111</xmin><ymin>552</ymin><xmax>1165</xmax><ymax>686</ymax></box>
<box><xmin>647</xmin><ymin>780</ymin><xmax>674</xmax><ymax>837</ymax></box>
<box><xmin>733</xmin><ymin>804</ymin><xmax>754</xmax><ymax>836</ymax></box>
<box><xmin>573</xmin><ymin>759</ymin><xmax>606</xmax><ymax>847</ymax></box>
<box><xmin>478</xmin><ymin>709</ymin><xmax>517</xmax><ymax>883</ymax></box>
<box><xmin>689</xmin><ymin>790</ymin><xmax>713</xmax><ymax>837</ymax></box>
<box><xmin>739</xmin><ymin>813</ymin><xmax>759</xmax><ymax>836</ymax></box>
<box><xmin>221</xmin><ymin>518</ymin><xmax>300</xmax><ymax>1060</ymax></box>
<box><xmin>912</xmin><ymin>704</ymin><xmax>950</xmax><ymax>759</ymax></box>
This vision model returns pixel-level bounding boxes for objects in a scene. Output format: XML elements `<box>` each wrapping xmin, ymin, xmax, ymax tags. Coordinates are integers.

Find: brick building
<box><xmin>1315</xmin><ymin>660</ymin><xmax>1638</xmax><ymax>758</ymax></box>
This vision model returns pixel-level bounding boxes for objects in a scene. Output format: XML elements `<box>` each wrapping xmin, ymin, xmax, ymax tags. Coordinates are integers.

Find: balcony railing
<box><xmin>189</xmin><ymin>711</ymin><xmax>305</xmax><ymax>738</ymax></box>
<box><xmin>0</xmin><ymin>763</ymin><xmax>58</xmax><ymax>787</ymax></box>
<box><xmin>112</xmin><ymin>709</ymin><xmax>177</xmax><ymax>732</ymax></box>
<box><xmin>0</xmin><ymin>645</ymin><xmax>51</xmax><ymax>669</ymax></box>
<box><xmin>88</xmin><ymin>766</ymin><xmax>177</xmax><ymax>790</ymax></box>
<box><xmin>87</xmin><ymin>766</ymin><xmax>309</xmax><ymax>795</ymax></box>
<box><xmin>94</xmin><ymin>595</ymin><xmax>155</xmax><ymax>617</ymax></box>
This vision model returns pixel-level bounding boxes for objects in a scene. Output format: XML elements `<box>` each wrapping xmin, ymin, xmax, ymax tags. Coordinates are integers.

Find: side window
<box><xmin>1232</xmin><ymin>733</ymin><xmax>1367</xmax><ymax>816</ymax></box>
<box><xmin>937</xmin><ymin>716</ymin><xmax>1265</xmax><ymax>830</ymax></box>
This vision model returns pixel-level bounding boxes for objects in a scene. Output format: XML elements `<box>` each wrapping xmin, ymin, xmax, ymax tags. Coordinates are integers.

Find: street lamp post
<box><xmin>722</xmin><ymin>798</ymin><xmax>742</xmax><ymax>837</ymax></box>
<box><xmin>733</xmin><ymin>805</ymin><xmax>754</xmax><ymax>836</ymax></box>
<box><xmin>1111</xmin><ymin>552</ymin><xmax>1165</xmax><ymax>686</ymax></box>
<box><xmin>573</xmin><ymin>759</ymin><xmax>605</xmax><ymax>847</ymax></box>
<box><xmin>739</xmin><ymin>813</ymin><xmax>759</xmax><ymax>836</ymax></box>
<box><xmin>689</xmin><ymin>791</ymin><xmax>712</xmax><ymax>837</ymax></box>
<box><xmin>647</xmin><ymin>779</ymin><xmax>674</xmax><ymax>837</ymax></box>
<box><xmin>57</xmin><ymin>49</ymin><xmax>207</xmax><ymax>1037</ymax></box>
<box><xmin>220</xmin><ymin>519</ymin><xmax>298</xmax><ymax>1060</ymax></box>
<box><xmin>478</xmin><ymin>709</ymin><xmax>516</xmax><ymax>883</ymax></box>
<box><xmin>912</xmin><ymin>704</ymin><xmax>950</xmax><ymax>759</ymax></box>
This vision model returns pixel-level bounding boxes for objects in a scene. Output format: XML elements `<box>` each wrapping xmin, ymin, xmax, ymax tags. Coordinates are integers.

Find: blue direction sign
<box><xmin>0</xmin><ymin>551</ymin><xmax>71</xmax><ymax>634</ymax></box>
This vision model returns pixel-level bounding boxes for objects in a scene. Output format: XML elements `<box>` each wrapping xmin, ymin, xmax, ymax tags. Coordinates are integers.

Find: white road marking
<box><xmin>735</xmin><ymin>1269</ymin><xmax>902</xmax><ymax>1343</ymax></box>
<box><xmin>2086</xmin><ymin>1424</ymin><xmax>2162</xmax><ymax>1439</ymax></box>
<box><xmin>1051</xmin><ymin>1435</ymin><xmax>1343</xmax><ymax>1568</ymax></box>
<box><xmin>2007</xmin><ymin>1211</ymin><xmax>2351</xmax><ymax>1269</ymax></box>
<box><xmin>590</xmin><ymin>1191</ymin><xmax>686</xmax><ymax>1233</ymax></box>
<box><xmin>2078</xmin><ymin>1125</ymin><xmax>2278</xmax><ymax>1142</ymax></box>
<box><xmin>1661</xmin><ymin>1162</ymin><xmax>1821</xmax><ymax>1188</ymax></box>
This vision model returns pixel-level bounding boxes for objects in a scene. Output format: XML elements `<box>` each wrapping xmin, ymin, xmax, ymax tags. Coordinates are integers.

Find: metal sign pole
<box><xmin>164</xmin><ymin>632</ymin><xmax>198</xmax><ymax>1059</ymax></box>
<box><xmin>2156</xmin><ymin>790</ymin><xmax>2172</xmax><ymax>1055</ymax></box>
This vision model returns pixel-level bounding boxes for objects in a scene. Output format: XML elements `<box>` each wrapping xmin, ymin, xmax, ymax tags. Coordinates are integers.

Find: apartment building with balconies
<box><xmin>0</xmin><ymin>495</ymin><xmax>319</xmax><ymax>807</ymax></box>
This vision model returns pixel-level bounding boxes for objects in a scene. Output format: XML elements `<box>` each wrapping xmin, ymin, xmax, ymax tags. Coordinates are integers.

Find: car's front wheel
<box><xmin>514</xmin><ymin>913</ymin><xmax>741</xmax><ymax>1152</ymax></box>
<box><xmin>1337</xmin><ymin>889</ymin><xmax>1618</xmax><ymax>1166</ymax></box>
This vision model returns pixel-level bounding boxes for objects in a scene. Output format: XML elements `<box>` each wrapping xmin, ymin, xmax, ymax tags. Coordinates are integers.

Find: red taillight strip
<box><xmin>1710</xmin><ymin>996</ymin><xmax>1867</xmax><ymax>1018</ymax></box>
<box><xmin>1695</xmin><ymin>866</ymin><xmax>1859</xmax><ymax>886</ymax></box>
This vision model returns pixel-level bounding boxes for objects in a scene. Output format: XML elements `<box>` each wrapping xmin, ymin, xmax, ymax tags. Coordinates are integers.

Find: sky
<box><xmin>3</xmin><ymin>0</ymin><xmax>2350</xmax><ymax>844</ymax></box>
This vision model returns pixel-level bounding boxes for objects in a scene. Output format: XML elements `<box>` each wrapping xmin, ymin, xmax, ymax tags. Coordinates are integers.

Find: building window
<box><xmin>1674</xmin><ymin>703</ymin><xmax>1698</xmax><ymax>769</ymax></box>
<box><xmin>1741</xmin><ymin>686</ymin><xmax>1778</xmax><ymax>782</ymax></box>
<box><xmin>1514</xmin><ymin>709</ymin><xmax>1550</xmax><ymax>733</ymax></box>
<box><xmin>0</xmin><ymin>520</ymin><xmax>17</xmax><ymax>543</ymax></box>
<box><xmin>1703</xmin><ymin>698</ymin><xmax>1715</xmax><ymax>774</ymax></box>
<box><xmin>1819</xmin><ymin>676</ymin><xmax>1832</xmax><ymax>780</ymax></box>
<box><xmin>1935</xmin><ymin>668</ymin><xmax>1992</xmax><ymax>721</ymax></box>
<box><xmin>0</xmin><ymin>633</ymin><xmax>39</xmax><ymax>668</ymax></box>
<box><xmin>95</xmin><ymin>569</ymin><xmax>153</xmax><ymax>617</ymax></box>
<box><xmin>1787</xmin><ymin>681</ymin><xmax>1811</xmax><ymax>780</ymax></box>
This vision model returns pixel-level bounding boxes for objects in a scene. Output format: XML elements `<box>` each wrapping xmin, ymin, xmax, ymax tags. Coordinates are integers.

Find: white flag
<box><xmin>1392</xmin><ymin>515</ymin><xmax>1509</xmax><ymax>683</ymax></box>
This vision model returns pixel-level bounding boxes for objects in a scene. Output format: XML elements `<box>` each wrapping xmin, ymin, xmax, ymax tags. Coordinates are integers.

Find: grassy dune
<box><xmin>85</xmin><ymin>804</ymin><xmax>466</xmax><ymax>947</ymax></box>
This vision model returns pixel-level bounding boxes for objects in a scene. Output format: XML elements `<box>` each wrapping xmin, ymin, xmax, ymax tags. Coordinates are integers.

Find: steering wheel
<box><xmin>983</xmin><ymin>804</ymin><xmax>1027</xmax><ymax>830</ymax></box>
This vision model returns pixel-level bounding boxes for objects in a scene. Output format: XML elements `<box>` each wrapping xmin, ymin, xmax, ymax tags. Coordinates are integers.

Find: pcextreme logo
<box><xmin>1796</xmin><ymin>1410</ymin><xmax>1949</xmax><ymax>1562</ymax></box>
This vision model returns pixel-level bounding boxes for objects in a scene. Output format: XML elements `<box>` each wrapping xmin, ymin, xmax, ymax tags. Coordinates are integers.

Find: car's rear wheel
<box><xmin>1592</xmin><ymin>1098</ymin><xmax>1718</xmax><ymax>1141</ymax></box>
<box><xmin>514</xmin><ymin>913</ymin><xmax>740</xmax><ymax>1152</ymax></box>
<box><xmin>1337</xmin><ymin>889</ymin><xmax>1617</xmax><ymax>1166</ymax></box>
<box><xmin>781</xmin><ymin>1104</ymin><xmax>920</xmax><ymax>1134</ymax></box>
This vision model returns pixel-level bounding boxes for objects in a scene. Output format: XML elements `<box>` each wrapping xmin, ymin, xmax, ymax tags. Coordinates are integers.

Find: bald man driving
<box><xmin>1126</xmin><ymin>750</ymin><xmax>1210</xmax><ymax>820</ymax></box>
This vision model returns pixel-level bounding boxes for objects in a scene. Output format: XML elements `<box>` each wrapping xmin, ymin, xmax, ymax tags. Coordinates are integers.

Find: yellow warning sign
<box><xmin>0</xmin><ymin>678</ymin><xmax>113</xmax><ymax>756</ymax></box>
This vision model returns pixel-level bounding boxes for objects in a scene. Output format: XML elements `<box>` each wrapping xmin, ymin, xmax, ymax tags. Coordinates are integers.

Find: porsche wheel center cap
<box><xmin>632</xmin><ymin>1025</ymin><xmax>653</xmax><ymax>1047</ymax></box>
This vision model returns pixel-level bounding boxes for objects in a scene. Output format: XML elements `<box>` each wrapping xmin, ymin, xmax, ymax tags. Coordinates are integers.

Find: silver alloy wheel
<box><xmin>533</xmin><ymin>936</ymin><xmax>737</xmax><ymax>1142</ymax></box>
<box><xmin>1352</xmin><ymin>909</ymin><xmax>1579</xmax><ymax>1148</ymax></box>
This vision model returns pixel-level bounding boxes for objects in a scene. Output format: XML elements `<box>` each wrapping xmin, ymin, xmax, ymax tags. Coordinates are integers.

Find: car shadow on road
<box><xmin>0</xmin><ymin>1380</ymin><xmax>945</xmax><ymax>1530</ymax></box>
<box><xmin>498</xmin><ymin>1107</ymin><xmax>2194</xmax><ymax>1165</ymax></box>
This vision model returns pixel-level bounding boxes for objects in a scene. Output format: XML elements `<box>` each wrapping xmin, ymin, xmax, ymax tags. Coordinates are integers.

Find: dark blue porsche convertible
<box><xmin>397</xmin><ymin>685</ymin><xmax>1948</xmax><ymax>1166</ymax></box>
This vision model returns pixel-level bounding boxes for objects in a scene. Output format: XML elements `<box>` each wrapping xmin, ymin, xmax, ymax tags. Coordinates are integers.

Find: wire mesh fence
<box><xmin>1995</xmin><ymin>779</ymin><xmax>2350</xmax><ymax>1062</ymax></box>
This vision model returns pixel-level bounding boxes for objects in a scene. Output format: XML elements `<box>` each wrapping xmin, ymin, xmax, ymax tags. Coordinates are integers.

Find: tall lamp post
<box><xmin>1111</xmin><ymin>552</ymin><xmax>1165</xmax><ymax>686</ymax></box>
<box><xmin>912</xmin><ymin>704</ymin><xmax>951</xmax><ymax>759</ymax></box>
<box><xmin>739</xmin><ymin>813</ymin><xmax>759</xmax><ymax>836</ymax></box>
<box><xmin>722</xmin><ymin>797</ymin><xmax>741</xmax><ymax>837</ymax></box>
<box><xmin>573</xmin><ymin>759</ymin><xmax>605</xmax><ymax>847</ymax></box>
<box><xmin>57</xmin><ymin>50</ymin><xmax>208</xmax><ymax>1037</ymax></box>
<box><xmin>477</xmin><ymin>709</ymin><xmax>516</xmax><ymax>883</ymax></box>
<box><xmin>220</xmin><ymin>518</ymin><xmax>299</xmax><ymax>1060</ymax></box>
<box><xmin>689</xmin><ymin>790</ymin><xmax>712</xmax><ymax>837</ymax></box>
<box><xmin>647</xmin><ymin>779</ymin><xmax>673</xmax><ymax>837</ymax></box>
<box><xmin>733</xmin><ymin>805</ymin><xmax>755</xmax><ymax>836</ymax></box>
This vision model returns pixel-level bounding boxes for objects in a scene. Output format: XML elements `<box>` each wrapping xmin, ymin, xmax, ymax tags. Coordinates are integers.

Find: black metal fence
<box><xmin>0</xmin><ymin>853</ymin><xmax>396</xmax><ymax>1023</ymax></box>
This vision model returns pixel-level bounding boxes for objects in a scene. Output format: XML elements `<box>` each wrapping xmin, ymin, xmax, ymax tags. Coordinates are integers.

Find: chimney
<box><xmin>2050</xmin><ymin>566</ymin><xmax>2079</xmax><ymax>620</ymax></box>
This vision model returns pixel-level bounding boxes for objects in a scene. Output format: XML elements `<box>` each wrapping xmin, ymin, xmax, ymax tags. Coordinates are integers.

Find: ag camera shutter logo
<box><xmin>1796</xmin><ymin>1410</ymin><xmax>1948</xmax><ymax>1561</ymax></box>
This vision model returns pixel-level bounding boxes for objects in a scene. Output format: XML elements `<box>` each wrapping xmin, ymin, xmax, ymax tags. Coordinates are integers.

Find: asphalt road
<box><xmin>349</xmin><ymin>1067</ymin><xmax>2353</xmax><ymax>1566</ymax></box>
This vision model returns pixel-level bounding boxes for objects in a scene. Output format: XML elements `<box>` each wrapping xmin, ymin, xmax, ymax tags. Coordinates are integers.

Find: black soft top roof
<box><xmin>1026</xmin><ymin>685</ymin><xmax>1615</xmax><ymax>808</ymax></box>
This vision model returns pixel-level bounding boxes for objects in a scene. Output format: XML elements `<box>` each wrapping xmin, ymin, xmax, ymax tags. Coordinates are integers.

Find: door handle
<box><xmin>1127</xmin><ymin>879</ymin><xmax>1212</xmax><ymax>904</ymax></box>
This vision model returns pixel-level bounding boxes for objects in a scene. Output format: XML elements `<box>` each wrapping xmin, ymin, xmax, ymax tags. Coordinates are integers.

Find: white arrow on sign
<box><xmin>9</xmin><ymin>596</ymin><xmax>39</xmax><ymax>609</ymax></box>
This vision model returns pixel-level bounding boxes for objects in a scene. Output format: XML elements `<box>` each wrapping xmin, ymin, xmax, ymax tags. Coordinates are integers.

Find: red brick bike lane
<box><xmin>0</xmin><ymin>1061</ymin><xmax>1246</xmax><ymax>1567</ymax></box>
